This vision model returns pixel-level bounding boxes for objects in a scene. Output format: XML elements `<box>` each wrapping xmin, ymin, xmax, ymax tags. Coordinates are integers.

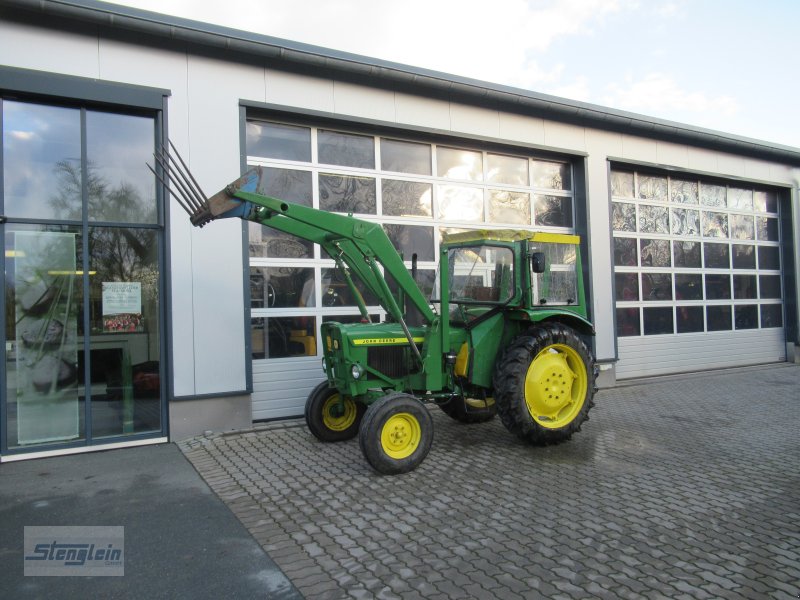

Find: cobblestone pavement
<box><xmin>180</xmin><ymin>364</ymin><xmax>800</xmax><ymax>599</ymax></box>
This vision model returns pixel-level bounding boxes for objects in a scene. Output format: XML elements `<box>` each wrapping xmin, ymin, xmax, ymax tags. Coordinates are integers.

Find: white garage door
<box><xmin>611</xmin><ymin>168</ymin><xmax>786</xmax><ymax>379</ymax></box>
<box><xmin>245</xmin><ymin>118</ymin><xmax>577</xmax><ymax>420</ymax></box>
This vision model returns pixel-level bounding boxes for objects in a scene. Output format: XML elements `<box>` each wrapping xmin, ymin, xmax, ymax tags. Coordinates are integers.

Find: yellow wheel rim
<box><xmin>380</xmin><ymin>413</ymin><xmax>421</xmax><ymax>459</ymax></box>
<box><xmin>524</xmin><ymin>344</ymin><xmax>588</xmax><ymax>429</ymax></box>
<box><xmin>322</xmin><ymin>395</ymin><xmax>357</xmax><ymax>432</ymax></box>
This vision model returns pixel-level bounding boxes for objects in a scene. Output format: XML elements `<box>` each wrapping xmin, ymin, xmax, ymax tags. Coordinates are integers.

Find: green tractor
<box><xmin>155</xmin><ymin>145</ymin><xmax>596</xmax><ymax>474</ymax></box>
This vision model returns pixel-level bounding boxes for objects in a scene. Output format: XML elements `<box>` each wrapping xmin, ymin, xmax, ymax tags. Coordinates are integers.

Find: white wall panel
<box><xmin>656</xmin><ymin>141</ymin><xmax>690</xmax><ymax>169</ymax></box>
<box><xmin>0</xmin><ymin>21</ymin><xmax>98</xmax><ymax>78</ymax></box>
<box><xmin>688</xmin><ymin>147</ymin><xmax>719</xmax><ymax>173</ymax></box>
<box><xmin>544</xmin><ymin>122</ymin><xmax>586</xmax><ymax>152</ymax></box>
<box><xmin>333</xmin><ymin>81</ymin><xmax>395</xmax><ymax>122</ymax></box>
<box><xmin>252</xmin><ymin>358</ymin><xmax>326</xmax><ymax>420</ymax></box>
<box><xmin>498</xmin><ymin>113</ymin><xmax>546</xmax><ymax>147</ymax></box>
<box><xmin>394</xmin><ymin>92</ymin><xmax>450</xmax><ymax>131</ymax></box>
<box><xmin>265</xmin><ymin>69</ymin><xmax>334</xmax><ymax>112</ymax></box>
<box><xmin>617</xmin><ymin>330</ymin><xmax>786</xmax><ymax>379</ymax></box>
<box><xmin>449</xmin><ymin>104</ymin><xmax>499</xmax><ymax>139</ymax></box>
<box><xmin>622</xmin><ymin>135</ymin><xmax>658</xmax><ymax>163</ymax></box>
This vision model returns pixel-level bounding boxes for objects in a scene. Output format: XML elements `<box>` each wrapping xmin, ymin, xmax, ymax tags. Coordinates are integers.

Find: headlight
<box><xmin>321</xmin><ymin>357</ymin><xmax>327</xmax><ymax>372</ymax></box>
<box><xmin>351</xmin><ymin>363</ymin><xmax>364</xmax><ymax>380</ymax></box>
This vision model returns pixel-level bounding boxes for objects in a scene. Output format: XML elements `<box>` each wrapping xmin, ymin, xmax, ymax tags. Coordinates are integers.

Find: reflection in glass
<box><xmin>671</xmin><ymin>208</ymin><xmax>700</xmax><ymax>236</ymax></box>
<box><xmin>534</xmin><ymin>195</ymin><xmax>572</xmax><ymax>227</ymax></box>
<box><xmin>638</xmin><ymin>175</ymin><xmax>667</xmax><ymax>201</ymax></box>
<box><xmin>318</xmin><ymin>130</ymin><xmax>374</xmax><ymax>169</ymax></box>
<box><xmin>727</xmin><ymin>188</ymin><xmax>753</xmax><ymax>210</ymax></box>
<box><xmin>702</xmin><ymin>211</ymin><xmax>728</xmax><ymax>238</ymax></box>
<box><xmin>675</xmin><ymin>274</ymin><xmax>702</xmax><ymax>300</ymax></box>
<box><xmin>676</xmin><ymin>306</ymin><xmax>704</xmax><ymax>333</ymax></box>
<box><xmin>250</xmin><ymin>267</ymin><xmax>314</xmax><ymax>309</ymax></box>
<box><xmin>382</xmin><ymin>180</ymin><xmax>432</xmax><ymax>217</ymax></box>
<box><xmin>642</xmin><ymin>274</ymin><xmax>672</xmax><ymax>301</ymax></box>
<box><xmin>640</xmin><ymin>239</ymin><xmax>671</xmax><ymax>267</ymax></box>
<box><xmin>643</xmin><ymin>307</ymin><xmax>673</xmax><ymax>335</ymax></box>
<box><xmin>706</xmin><ymin>305</ymin><xmax>731</xmax><ymax>331</ymax></box>
<box><xmin>754</xmin><ymin>190</ymin><xmax>777</xmax><ymax>213</ymax></box>
<box><xmin>438</xmin><ymin>185</ymin><xmax>484</xmax><ymax>221</ymax></box>
<box><xmin>614</xmin><ymin>237</ymin><xmax>637</xmax><ymax>267</ymax></box>
<box><xmin>388</xmin><ymin>269</ymin><xmax>436</xmax><ymax>301</ymax></box>
<box><xmin>730</xmin><ymin>215</ymin><xmax>754</xmax><ymax>240</ymax></box>
<box><xmin>383</xmin><ymin>224</ymin><xmax>435</xmax><ymax>261</ymax></box>
<box><xmin>487</xmin><ymin>154</ymin><xmax>528</xmax><ymax>186</ymax></box>
<box><xmin>705</xmin><ymin>274</ymin><xmax>731</xmax><ymax>299</ymax></box>
<box><xmin>756</xmin><ymin>217</ymin><xmax>779</xmax><ymax>241</ymax></box>
<box><xmin>759</xmin><ymin>275</ymin><xmax>781</xmax><ymax>299</ymax></box>
<box><xmin>251</xmin><ymin>316</ymin><xmax>317</xmax><ymax>359</ymax></box>
<box><xmin>638</xmin><ymin>205</ymin><xmax>669</xmax><ymax>234</ymax></box>
<box><xmin>319</xmin><ymin>174</ymin><xmax>376</xmax><ymax>214</ymax></box>
<box><xmin>610</xmin><ymin>171</ymin><xmax>634</xmax><ymax>198</ymax></box>
<box><xmin>733</xmin><ymin>275</ymin><xmax>757</xmax><ymax>299</ymax></box>
<box><xmin>488</xmin><ymin>190</ymin><xmax>530</xmax><ymax>224</ymax></box>
<box><xmin>254</xmin><ymin>166</ymin><xmax>312</xmax><ymax>206</ymax></box>
<box><xmin>321</xmin><ymin>268</ymin><xmax>378</xmax><ymax>307</ymax></box>
<box><xmin>671</xmin><ymin>179</ymin><xmax>698</xmax><ymax>204</ymax></box>
<box><xmin>732</xmin><ymin>245</ymin><xmax>755</xmax><ymax>269</ymax></box>
<box><xmin>612</xmin><ymin>202</ymin><xmax>636</xmax><ymax>232</ymax></box>
<box><xmin>700</xmin><ymin>183</ymin><xmax>726</xmax><ymax>207</ymax></box>
<box><xmin>704</xmin><ymin>243</ymin><xmax>729</xmax><ymax>269</ymax></box>
<box><xmin>531</xmin><ymin>160</ymin><xmax>571</xmax><ymax>190</ymax></box>
<box><xmin>87</xmin><ymin>112</ymin><xmax>157</xmax><ymax>223</ymax></box>
<box><xmin>437</xmin><ymin>147</ymin><xmax>483</xmax><ymax>181</ymax></box>
<box><xmin>248</xmin><ymin>224</ymin><xmax>313</xmax><ymax>259</ymax></box>
<box><xmin>673</xmin><ymin>241</ymin><xmax>701</xmax><ymax>268</ymax></box>
<box><xmin>616</xmin><ymin>307</ymin><xmax>640</xmax><ymax>336</ymax></box>
<box><xmin>615</xmin><ymin>273</ymin><xmax>639</xmax><ymax>301</ymax></box>
<box><xmin>380</xmin><ymin>139</ymin><xmax>431</xmax><ymax>175</ymax></box>
<box><xmin>3</xmin><ymin>101</ymin><xmax>81</xmax><ymax>220</ymax></box>
<box><xmin>246</xmin><ymin>121</ymin><xmax>311</xmax><ymax>161</ymax></box>
<box><xmin>758</xmin><ymin>246</ymin><xmax>780</xmax><ymax>270</ymax></box>
<box><xmin>89</xmin><ymin>227</ymin><xmax>161</xmax><ymax>438</ymax></box>
<box><xmin>761</xmin><ymin>304</ymin><xmax>782</xmax><ymax>328</ymax></box>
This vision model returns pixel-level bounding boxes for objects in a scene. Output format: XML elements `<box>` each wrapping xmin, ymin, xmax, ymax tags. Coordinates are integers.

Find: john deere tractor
<box><xmin>155</xmin><ymin>145</ymin><xmax>596</xmax><ymax>474</ymax></box>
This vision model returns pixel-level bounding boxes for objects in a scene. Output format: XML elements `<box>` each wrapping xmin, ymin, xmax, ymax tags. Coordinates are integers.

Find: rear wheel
<box><xmin>305</xmin><ymin>381</ymin><xmax>365</xmax><ymax>442</ymax></box>
<box><xmin>438</xmin><ymin>395</ymin><xmax>496</xmax><ymax>423</ymax></box>
<box><xmin>359</xmin><ymin>393</ymin><xmax>434</xmax><ymax>475</ymax></box>
<box><xmin>494</xmin><ymin>323</ymin><xmax>594</xmax><ymax>445</ymax></box>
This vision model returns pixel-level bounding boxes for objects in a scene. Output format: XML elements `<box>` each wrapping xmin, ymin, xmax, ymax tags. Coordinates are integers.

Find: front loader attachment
<box><xmin>149</xmin><ymin>141</ymin><xmax>257</xmax><ymax>227</ymax></box>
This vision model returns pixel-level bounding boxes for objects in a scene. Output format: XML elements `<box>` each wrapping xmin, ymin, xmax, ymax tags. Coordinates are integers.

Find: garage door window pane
<box><xmin>535</xmin><ymin>195</ymin><xmax>572</xmax><ymax>227</ymax></box>
<box><xmin>611</xmin><ymin>171</ymin><xmax>634</xmax><ymax>198</ymax></box>
<box><xmin>318</xmin><ymin>130</ymin><xmax>374</xmax><ymax>169</ymax></box>
<box><xmin>614</xmin><ymin>238</ymin><xmax>638</xmax><ymax>267</ymax></box>
<box><xmin>319</xmin><ymin>174</ymin><xmax>376</xmax><ymax>214</ymax></box>
<box><xmin>704</xmin><ymin>243</ymin><xmax>729</xmax><ymax>269</ymax></box>
<box><xmin>250</xmin><ymin>267</ymin><xmax>314</xmax><ymax>309</ymax></box>
<box><xmin>706</xmin><ymin>306</ymin><xmax>731</xmax><ymax>331</ymax></box>
<box><xmin>671</xmin><ymin>208</ymin><xmax>700</xmax><ymax>236</ymax></box>
<box><xmin>642</xmin><ymin>274</ymin><xmax>672</xmax><ymax>301</ymax></box>
<box><xmin>251</xmin><ymin>316</ymin><xmax>316</xmax><ymax>359</ymax></box>
<box><xmin>437</xmin><ymin>147</ymin><xmax>483</xmax><ymax>181</ymax></box>
<box><xmin>380</xmin><ymin>139</ymin><xmax>431</xmax><ymax>175</ymax></box>
<box><xmin>532</xmin><ymin>161</ymin><xmax>570</xmax><ymax>190</ymax></box>
<box><xmin>703</xmin><ymin>212</ymin><xmax>728</xmax><ymax>238</ymax></box>
<box><xmin>254</xmin><ymin>167</ymin><xmax>312</xmax><ymax>206</ymax></box>
<box><xmin>761</xmin><ymin>304</ymin><xmax>782</xmax><ymax>327</ymax></box>
<box><xmin>671</xmin><ymin>180</ymin><xmax>698</xmax><ymax>204</ymax></box>
<box><xmin>705</xmin><ymin>274</ymin><xmax>731</xmax><ymax>300</ymax></box>
<box><xmin>438</xmin><ymin>185</ymin><xmax>483</xmax><ymax>221</ymax></box>
<box><xmin>732</xmin><ymin>245</ymin><xmax>755</xmax><ymax>269</ymax></box>
<box><xmin>733</xmin><ymin>275</ymin><xmax>757</xmax><ymax>300</ymax></box>
<box><xmin>728</xmin><ymin>188</ymin><xmax>753</xmax><ymax>210</ymax></box>
<box><xmin>612</xmin><ymin>202</ymin><xmax>636</xmax><ymax>232</ymax></box>
<box><xmin>643</xmin><ymin>307</ymin><xmax>673</xmax><ymax>335</ymax></box>
<box><xmin>676</xmin><ymin>306</ymin><xmax>704</xmax><ymax>333</ymax></box>
<box><xmin>673</xmin><ymin>241</ymin><xmax>701</xmax><ymax>268</ymax></box>
<box><xmin>756</xmin><ymin>217</ymin><xmax>779</xmax><ymax>241</ymax></box>
<box><xmin>249</xmin><ymin>224</ymin><xmax>313</xmax><ymax>259</ymax></box>
<box><xmin>383</xmin><ymin>224</ymin><xmax>434</xmax><ymax>261</ymax></box>
<box><xmin>382</xmin><ymin>180</ymin><xmax>432</xmax><ymax>217</ymax></box>
<box><xmin>246</xmin><ymin>121</ymin><xmax>311</xmax><ymax>162</ymax></box>
<box><xmin>675</xmin><ymin>274</ymin><xmax>702</xmax><ymax>300</ymax></box>
<box><xmin>758</xmin><ymin>246</ymin><xmax>780</xmax><ymax>270</ymax></box>
<box><xmin>734</xmin><ymin>305</ymin><xmax>758</xmax><ymax>329</ymax></box>
<box><xmin>640</xmin><ymin>239</ymin><xmax>671</xmax><ymax>267</ymax></box>
<box><xmin>321</xmin><ymin>268</ymin><xmax>378</xmax><ymax>307</ymax></box>
<box><xmin>638</xmin><ymin>175</ymin><xmax>667</xmax><ymax>201</ymax></box>
<box><xmin>759</xmin><ymin>275</ymin><xmax>781</xmax><ymax>299</ymax></box>
<box><xmin>700</xmin><ymin>183</ymin><xmax>726</xmax><ymax>207</ymax></box>
<box><xmin>754</xmin><ymin>190</ymin><xmax>777</xmax><ymax>213</ymax></box>
<box><xmin>488</xmin><ymin>190</ymin><xmax>530</xmax><ymax>225</ymax></box>
<box><xmin>487</xmin><ymin>154</ymin><xmax>528</xmax><ymax>186</ymax></box>
<box><xmin>638</xmin><ymin>205</ymin><xmax>669</xmax><ymax>234</ymax></box>
<box><xmin>615</xmin><ymin>273</ymin><xmax>639</xmax><ymax>301</ymax></box>
<box><xmin>730</xmin><ymin>215</ymin><xmax>754</xmax><ymax>240</ymax></box>
<box><xmin>616</xmin><ymin>307</ymin><xmax>640</xmax><ymax>336</ymax></box>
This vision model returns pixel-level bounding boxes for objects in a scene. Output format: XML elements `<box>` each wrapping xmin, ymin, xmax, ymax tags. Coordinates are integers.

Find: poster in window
<box><xmin>102</xmin><ymin>282</ymin><xmax>143</xmax><ymax>332</ymax></box>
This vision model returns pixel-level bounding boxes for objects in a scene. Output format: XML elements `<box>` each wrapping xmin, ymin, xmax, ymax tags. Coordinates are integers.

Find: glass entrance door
<box><xmin>2</xmin><ymin>99</ymin><xmax>165</xmax><ymax>455</ymax></box>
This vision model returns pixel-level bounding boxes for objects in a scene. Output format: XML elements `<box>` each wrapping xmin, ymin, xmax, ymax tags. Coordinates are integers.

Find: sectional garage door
<box><xmin>611</xmin><ymin>168</ymin><xmax>786</xmax><ymax>379</ymax></box>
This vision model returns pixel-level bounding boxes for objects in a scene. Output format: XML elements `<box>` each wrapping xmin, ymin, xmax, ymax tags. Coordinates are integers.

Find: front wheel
<box><xmin>493</xmin><ymin>323</ymin><xmax>595</xmax><ymax>445</ymax></box>
<box><xmin>359</xmin><ymin>393</ymin><xmax>434</xmax><ymax>475</ymax></box>
<box><xmin>305</xmin><ymin>381</ymin><xmax>365</xmax><ymax>442</ymax></box>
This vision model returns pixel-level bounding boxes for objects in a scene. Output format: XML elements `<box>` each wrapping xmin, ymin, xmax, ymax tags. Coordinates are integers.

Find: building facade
<box><xmin>1</xmin><ymin>0</ymin><xmax>798</xmax><ymax>460</ymax></box>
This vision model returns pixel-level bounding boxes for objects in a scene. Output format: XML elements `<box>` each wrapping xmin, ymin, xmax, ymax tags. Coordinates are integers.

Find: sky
<box><xmin>105</xmin><ymin>0</ymin><xmax>799</xmax><ymax>149</ymax></box>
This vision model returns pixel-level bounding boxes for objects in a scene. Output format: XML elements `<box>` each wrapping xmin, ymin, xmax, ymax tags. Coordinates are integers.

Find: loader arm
<box><xmin>151</xmin><ymin>149</ymin><xmax>436</xmax><ymax>333</ymax></box>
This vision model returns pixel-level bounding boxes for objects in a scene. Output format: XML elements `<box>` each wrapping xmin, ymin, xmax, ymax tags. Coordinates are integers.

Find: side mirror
<box><xmin>531</xmin><ymin>251</ymin><xmax>546</xmax><ymax>274</ymax></box>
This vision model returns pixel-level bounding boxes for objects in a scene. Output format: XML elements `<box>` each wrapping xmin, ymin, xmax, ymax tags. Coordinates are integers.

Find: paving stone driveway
<box><xmin>180</xmin><ymin>364</ymin><xmax>800</xmax><ymax>599</ymax></box>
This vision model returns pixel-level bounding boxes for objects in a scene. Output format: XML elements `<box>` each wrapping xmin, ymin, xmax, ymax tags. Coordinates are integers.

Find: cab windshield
<box><xmin>444</xmin><ymin>245</ymin><xmax>515</xmax><ymax>304</ymax></box>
